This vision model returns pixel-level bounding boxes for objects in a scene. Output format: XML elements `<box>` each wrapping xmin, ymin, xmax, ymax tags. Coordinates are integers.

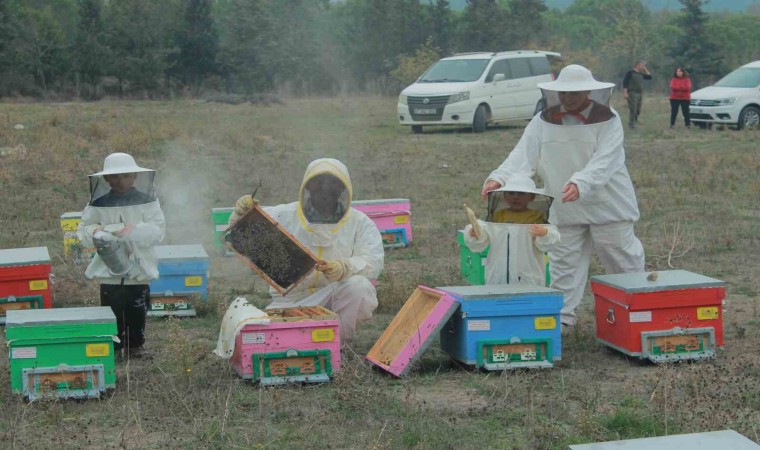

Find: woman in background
<box><xmin>669</xmin><ymin>67</ymin><xmax>691</xmax><ymax>128</ymax></box>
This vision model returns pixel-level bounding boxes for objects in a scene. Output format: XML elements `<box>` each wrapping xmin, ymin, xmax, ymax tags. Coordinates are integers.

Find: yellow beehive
<box><xmin>60</xmin><ymin>212</ymin><xmax>94</xmax><ymax>263</ymax></box>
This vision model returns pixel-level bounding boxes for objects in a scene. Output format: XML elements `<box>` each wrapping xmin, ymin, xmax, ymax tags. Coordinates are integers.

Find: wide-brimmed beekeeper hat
<box><xmin>490</xmin><ymin>175</ymin><xmax>553</xmax><ymax>199</ymax></box>
<box><xmin>90</xmin><ymin>152</ymin><xmax>154</xmax><ymax>177</ymax></box>
<box><xmin>537</xmin><ymin>64</ymin><xmax>614</xmax><ymax>92</ymax></box>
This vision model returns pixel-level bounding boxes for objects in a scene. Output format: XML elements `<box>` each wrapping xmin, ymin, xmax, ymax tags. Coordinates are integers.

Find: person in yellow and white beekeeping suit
<box><xmin>78</xmin><ymin>152</ymin><xmax>166</xmax><ymax>356</ymax></box>
<box><xmin>481</xmin><ymin>65</ymin><xmax>645</xmax><ymax>334</ymax></box>
<box><xmin>230</xmin><ymin>158</ymin><xmax>384</xmax><ymax>341</ymax></box>
<box><xmin>463</xmin><ymin>175</ymin><xmax>559</xmax><ymax>288</ymax></box>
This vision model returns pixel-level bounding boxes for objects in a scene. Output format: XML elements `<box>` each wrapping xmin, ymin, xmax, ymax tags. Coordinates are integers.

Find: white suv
<box><xmin>690</xmin><ymin>60</ymin><xmax>760</xmax><ymax>129</ymax></box>
<box><xmin>397</xmin><ymin>50</ymin><xmax>561</xmax><ymax>133</ymax></box>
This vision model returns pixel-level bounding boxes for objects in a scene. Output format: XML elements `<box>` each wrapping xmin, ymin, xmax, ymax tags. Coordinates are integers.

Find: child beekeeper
<box><xmin>77</xmin><ymin>152</ymin><xmax>166</xmax><ymax>357</ymax></box>
<box><xmin>463</xmin><ymin>175</ymin><xmax>559</xmax><ymax>287</ymax></box>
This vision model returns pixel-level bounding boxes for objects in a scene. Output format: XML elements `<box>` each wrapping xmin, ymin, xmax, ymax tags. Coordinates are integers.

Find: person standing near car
<box><xmin>669</xmin><ymin>67</ymin><xmax>691</xmax><ymax>128</ymax></box>
<box><xmin>623</xmin><ymin>60</ymin><xmax>652</xmax><ymax>129</ymax></box>
<box><xmin>481</xmin><ymin>64</ymin><xmax>646</xmax><ymax>334</ymax></box>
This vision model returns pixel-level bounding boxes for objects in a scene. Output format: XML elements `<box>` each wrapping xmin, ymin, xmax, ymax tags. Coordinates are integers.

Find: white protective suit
<box><xmin>78</xmin><ymin>154</ymin><xmax>166</xmax><ymax>285</ymax></box>
<box><xmin>486</xmin><ymin>65</ymin><xmax>645</xmax><ymax>326</ymax></box>
<box><xmin>464</xmin><ymin>221</ymin><xmax>559</xmax><ymax>286</ymax></box>
<box><xmin>240</xmin><ymin>158</ymin><xmax>384</xmax><ymax>341</ymax></box>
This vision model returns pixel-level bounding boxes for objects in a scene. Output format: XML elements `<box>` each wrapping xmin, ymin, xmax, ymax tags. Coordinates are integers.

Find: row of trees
<box><xmin>0</xmin><ymin>0</ymin><xmax>757</xmax><ymax>99</ymax></box>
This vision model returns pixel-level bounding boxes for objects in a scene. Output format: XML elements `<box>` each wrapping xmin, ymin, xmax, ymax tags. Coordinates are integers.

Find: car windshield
<box><xmin>713</xmin><ymin>67</ymin><xmax>760</xmax><ymax>88</ymax></box>
<box><xmin>418</xmin><ymin>59</ymin><xmax>489</xmax><ymax>83</ymax></box>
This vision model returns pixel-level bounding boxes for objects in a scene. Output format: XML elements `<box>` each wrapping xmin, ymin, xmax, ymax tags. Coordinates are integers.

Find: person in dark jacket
<box><xmin>669</xmin><ymin>67</ymin><xmax>692</xmax><ymax>128</ymax></box>
<box><xmin>622</xmin><ymin>60</ymin><xmax>652</xmax><ymax>129</ymax></box>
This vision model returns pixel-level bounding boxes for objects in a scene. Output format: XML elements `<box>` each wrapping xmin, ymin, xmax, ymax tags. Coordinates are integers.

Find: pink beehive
<box><xmin>352</xmin><ymin>199</ymin><xmax>412</xmax><ymax>248</ymax></box>
<box><xmin>230</xmin><ymin>306</ymin><xmax>341</xmax><ymax>385</ymax></box>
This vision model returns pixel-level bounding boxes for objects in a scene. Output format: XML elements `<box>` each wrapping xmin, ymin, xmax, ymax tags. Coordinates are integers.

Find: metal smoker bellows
<box><xmin>93</xmin><ymin>232</ymin><xmax>133</xmax><ymax>277</ymax></box>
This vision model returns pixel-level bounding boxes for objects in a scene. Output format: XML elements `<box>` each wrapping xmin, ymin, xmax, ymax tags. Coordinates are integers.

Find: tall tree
<box><xmin>670</xmin><ymin>0</ymin><xmax>723</xmax><ymax>87</ymax></box>
<box><xmin>74</xmin><ymin>0</ymin><xmax>108</xmax><ymax>99</ymax></box>
<box><xmin>12</xmin><ymin>1</ymin><xmax>75</xmax><ymax>95</ymax></box>
<box><xmin>504</xmin><ymin>0</ymin><xmax>547</xmax><ymax>48</ymax></box>
<box><xmin>429</xmin><ymin>0</ymin><xmax>452</xmax><ymax>54</ymax></box>
<box><xmin>173</xmin><ymin>0</ymin><xmax>218</xmax><ymax>90</ymax></box>
<box><xmin>105</xmin><ymin>0</ymin><xmax>181</xmax><ymax>96</ymax></box>
<box><xmin>708</xmin><ymin>14</ymin><xmax>760</xmax><ymax>74</ymax></box>
<box><xmin>458</xmin><ymin>0</ymin><xmax>506</xmax><ymax>52</ymax></box>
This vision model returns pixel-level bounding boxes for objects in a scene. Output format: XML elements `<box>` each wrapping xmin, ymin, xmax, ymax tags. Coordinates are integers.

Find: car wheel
<box><xmin>411</xmin><ymin>125</ymin><xmax>423</xmax><ymax>134</ymax></box>
<box><xmin>472</xmin><ymin>104</ymin><xmax>487</xmax><ymax>133</ymax></box>
<box><xmin>737</xmin><ymin>105</ymin><xmax>760</xmax><ymax>130</ymax></box>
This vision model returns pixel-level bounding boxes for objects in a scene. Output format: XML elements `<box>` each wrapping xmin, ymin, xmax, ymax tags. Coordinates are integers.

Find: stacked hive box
<box><xmin>439</xmin><ymin>284</ymin><xmax>563</xmax><ymax>369</ymax></box>
<box><xmin>148</xmin><ymin>244</ymin><xmax>209</xmax><ymax>317</ymax></box>
<box><xmin>6</xmin><ymin>307</ymin><xmax>117</xmax><ymax>400</ymax></box>
<box><xmin>352</xmin><ymin>199</ymin><xmax>412</xmax><ymax>248</ymax></box>
<box><xmin>231</xmin><ymin>306</ymin><xmax>341</xmax><ymax>385</ymax></box>
<box><xmin>0</xmin><ymin>247</ymin><xmax>52</xmax><ymax>324</ymax></box>
<box><xmin>591</xmin><ymin>270</ymin><xmax>725</xmax><ymax>362</ymax></box>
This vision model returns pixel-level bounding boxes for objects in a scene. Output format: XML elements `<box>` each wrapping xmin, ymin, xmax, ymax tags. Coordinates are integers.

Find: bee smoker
<box><xmin>93</xmin><ymin>232</ymin><xmax>133</xmax><ymax>277</ymax></box>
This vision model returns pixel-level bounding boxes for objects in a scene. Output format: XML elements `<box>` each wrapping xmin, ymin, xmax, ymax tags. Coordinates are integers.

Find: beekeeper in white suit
<box><xmin>481</xmin><ymin>64</ymin><xmax>645</xmax><ymax>333</ymax></box>
<box><xmin>78</xmin><ymin>152</ymin><xmax>166</xmax><ymax>355</ymax></box>
<box><xmin>230</xmin><ymin>158</ymin><xmax>384</xmax><ymax>341</ymax></box>
<box><xmin>463</xmin><ymin>175</ymin><xmax>559</xmax><ymax>287</ymax></box>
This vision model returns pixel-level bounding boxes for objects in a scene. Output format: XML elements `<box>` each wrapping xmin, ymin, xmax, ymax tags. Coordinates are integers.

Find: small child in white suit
<box><xmin>464</xmin><ymin>175</ymin><xmax>559</xmax><ymax>287</ymax></box>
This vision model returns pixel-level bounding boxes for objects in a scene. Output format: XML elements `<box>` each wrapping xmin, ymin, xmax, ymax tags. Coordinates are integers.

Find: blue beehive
<box><xmin>149</xmin><ymin>245</ymin><xmax>209</xmax><ymax>317</ymax></box>
<box><xmin>439</xmin><ymin>284</ymin><xmax>563</xmax><ymax>369</ymax></box>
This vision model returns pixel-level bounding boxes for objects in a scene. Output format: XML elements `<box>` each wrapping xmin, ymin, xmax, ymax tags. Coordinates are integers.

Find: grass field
<box><xmin>0</xmin><ymin>96</ymin><xmax>758</xmax><ymax>449</ymax></box>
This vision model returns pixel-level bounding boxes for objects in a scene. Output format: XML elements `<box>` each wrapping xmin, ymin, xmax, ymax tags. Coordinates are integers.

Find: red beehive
<box><xmin>591</xmin><ymin>270</ymin><xmax>725</xmax><ymax>363</ymax></box>
<box><xmin>0</xmin><ymin>247</ymin><xmax>53</xmax><ymax>323</ymax></box>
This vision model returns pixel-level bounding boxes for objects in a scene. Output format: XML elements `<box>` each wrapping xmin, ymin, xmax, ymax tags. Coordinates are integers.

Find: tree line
<box><xmin>0</xmin><ymin>0</ymin><xmax>757</xmax><ymax>99</ymax></box>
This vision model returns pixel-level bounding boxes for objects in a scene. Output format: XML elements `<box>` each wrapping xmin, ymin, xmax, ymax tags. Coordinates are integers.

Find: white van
<box><xmin>690</xmin><ymin>60</ymin><xmax>760</xmax><ymax>129</ymax></box>
<box><xmin>397</xmin><ymin>50</ymin><xmax>561</xmax><ymax>133</ymax></box>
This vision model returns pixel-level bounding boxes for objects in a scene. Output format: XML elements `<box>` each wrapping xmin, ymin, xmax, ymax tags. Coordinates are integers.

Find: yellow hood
<box><xmin>298</xmin><ymin>158</ymin><xmax>353</xmax><ymax>231</ymax></box>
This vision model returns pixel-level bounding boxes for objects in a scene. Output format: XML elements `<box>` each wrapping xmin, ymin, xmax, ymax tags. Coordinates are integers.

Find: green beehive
<box><xmin>5</xmin><ymin>307</ymin><xmax>117</xmax><ymax>400</ymax></box>
<box><xmin>210</xmin><ymin>207</ymin><xmax>234</xmax><ymax>253</ymax></box>
<box><xmin>457</xmin><ymin>230</ymin><xmax>488</xmax><ymax>285</ymax></box>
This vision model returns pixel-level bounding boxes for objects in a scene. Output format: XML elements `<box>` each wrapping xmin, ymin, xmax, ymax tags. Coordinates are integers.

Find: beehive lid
<box><xmin>0</xmin><ymin>247</ymin><xmax>51</xmax><ymax>266</ymax></box>
<box><xmin>366</xmin><ymin>286</ymin><xmax>459</xmax><ymax>377</ymax></box>
<box><xmin>60</xmin><ymin>211</ymin><xmax>82</xmax><ymax>219</ymax></box>
<box><xmin>438</xmin><ymin>283</ymin><xmax>562</xmax><ymax>300</ymax></box>
<box><xmin>6</xmin><ymin>306</ymin><xmax>116</xmax><ymax>327</ymax></box>
<box><xmin>568</xmin><ymin>429</ymin><xmax>759</xmax><ymax>450</ymax></box>
<box><xmin>211</xmin><ymin>207</ymin><xmax>234</xmax><ymax>213</ymax></box>
<box><xmin>352</xmin><ymin>198</ymin><xmax>409</xmax><ymax>206</ymax></box>
<box><xmin>155</xmin><ymin>244</ymin><xmax>209</xmax><ymax>260</ymax></box>
<box><xmin>591</xmin><ymin>270</ymin><xmax>725</xmax><ymax>293</ymax></box>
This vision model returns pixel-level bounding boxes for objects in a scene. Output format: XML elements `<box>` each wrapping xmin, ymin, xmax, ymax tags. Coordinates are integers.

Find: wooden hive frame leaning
<box><xmin>366</xmin><ymin>286</ymin><xmax>458</xmax><ymax>377</ymax></box>
<box><xmin>225</xmin><ymin>204</ymin><xmax>320</xmax><ymax>295</ymax></box>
